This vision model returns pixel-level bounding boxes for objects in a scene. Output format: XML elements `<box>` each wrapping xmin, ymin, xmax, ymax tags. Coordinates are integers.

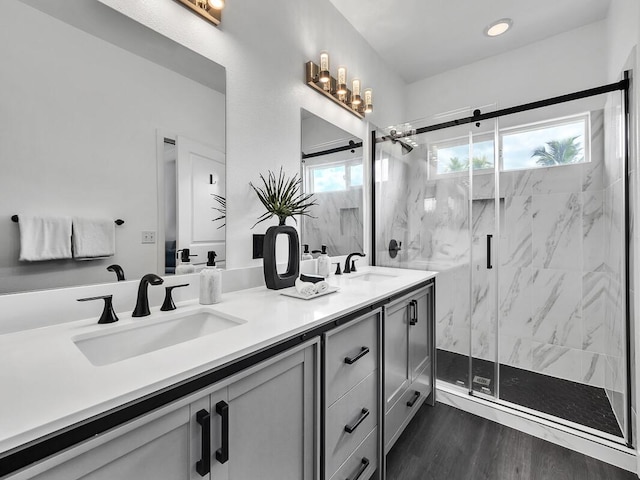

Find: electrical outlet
<box><xmin>141</xmin><ymin>231</ymin><xmax>156</xmax><ymax>244</ymax></box>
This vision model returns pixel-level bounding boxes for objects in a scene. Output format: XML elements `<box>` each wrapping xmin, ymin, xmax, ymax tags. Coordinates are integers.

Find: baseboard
<box><xmin>436</xmin><ymin>384</ymin><xmax>637</xmax><ymax>474</ymax></box>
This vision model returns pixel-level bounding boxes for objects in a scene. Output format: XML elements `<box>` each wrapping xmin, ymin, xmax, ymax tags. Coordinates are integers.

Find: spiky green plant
<box><xmin>531</xmin><ymin>136</ymin><xmax>583</xmax><ymax>166</ymax></box>
<box><xmin>250</xmin><ymin>168</ymin><xmax>317</xmax><ymax>228</ymax></box>
<box><xmin>211</xmin><ymin>193</ymin><xmax>226</xmax><ymax>229</ymax></box>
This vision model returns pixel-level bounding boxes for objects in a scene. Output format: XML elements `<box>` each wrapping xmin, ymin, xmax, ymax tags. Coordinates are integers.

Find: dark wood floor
<box><xmin>386</xmin><ymin>403</ymin><xmax>638</xmax><ymax>480</ymax></box>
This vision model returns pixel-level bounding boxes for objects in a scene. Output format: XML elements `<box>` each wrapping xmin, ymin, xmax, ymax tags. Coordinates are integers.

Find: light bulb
<box><xmin>319</xmin><ymin>51</ymin><xmax>330</xmax><ymax>83</ymax></box>
<box><xmin>364</xmin><ymin>88</ymin><xmax>373</xmax><ymax>113</ymax></box>
<box><xmin>336</xmin><ymin>66</ymin><xmax>347</xmax><ymax>95</ymax></box>
<box><xmin>208</xmin><ymin>0</ymin><xmax>224</xmax><ymax>9</ymax></box>
<box><xmin>351</xmin><ymin>78</ymin><xmax>361</xmax><ymax>105</ymax></box>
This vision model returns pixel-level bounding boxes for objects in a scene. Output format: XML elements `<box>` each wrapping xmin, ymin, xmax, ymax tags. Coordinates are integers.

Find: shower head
<box><xmin>384</xmin><ymin>129</ymin><xmax>414</xmax><ymax>155</ymax></box>
<box><xmin>391</xmin><ymin>137</ymin><xmax>413</xmax><ymax>155</ymax></box>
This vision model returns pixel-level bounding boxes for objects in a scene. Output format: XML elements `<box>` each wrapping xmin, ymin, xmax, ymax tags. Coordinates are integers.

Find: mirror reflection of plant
<box><xmin>211</xmin><ymin>193</ymin><xmax>226</xmax><ymax>229</ymax></box>
<box><xmin>250</xmin><ymin>167</ymin><xmax>317</xmax><ymax>228</ymax></box>
<box><xmin>531</xmin><ymin>136</ymin><xmax>583</xmax><ymax>166</ymax></box>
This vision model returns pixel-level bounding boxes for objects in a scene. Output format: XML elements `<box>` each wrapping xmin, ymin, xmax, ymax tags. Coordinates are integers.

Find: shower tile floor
<box><xmin>437</xmin><ymin>349</ymin><xmax>623</xmax><ymax>438</ymax></box>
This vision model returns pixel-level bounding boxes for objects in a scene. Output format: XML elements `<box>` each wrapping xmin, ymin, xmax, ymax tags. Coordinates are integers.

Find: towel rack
<box><xmin>11</xmin><ymin>215</ymin><xmax>124</xmax><ymax>225</ymax></box>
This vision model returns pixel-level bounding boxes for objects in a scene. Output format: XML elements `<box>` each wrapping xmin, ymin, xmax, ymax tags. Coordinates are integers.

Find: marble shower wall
<box><xmin>496</xmin><ymin>110</ymin><xmax>612</xmax><ymax>388</ymax></box>
<box><xmin>376</xmin><ymin>110</ymin><xmax>627</xmax><ymax>393</ymax></box>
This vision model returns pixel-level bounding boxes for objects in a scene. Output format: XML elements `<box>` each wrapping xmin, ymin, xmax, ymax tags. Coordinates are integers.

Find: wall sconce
<box><xmin>174</xmin><ymin>0</ymin><xmax>224</xmax><ymax>26</ymax></box>
<box><xmin>305</xmin><ymin>52</ymin><xmax>373</xmax><ymax>119</ymax></box>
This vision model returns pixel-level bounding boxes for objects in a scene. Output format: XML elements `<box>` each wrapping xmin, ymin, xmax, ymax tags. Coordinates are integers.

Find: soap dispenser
<box><xmin>317</xmin><ymin>245</ymin><xmax>331</xmax><ymax>277</ymax></box>
<box><xmin>301</xmin><ymin>244</ymin><xmax>313</xmax><ymax>261</ymax></box>
<box><xmin>175</xmin><ymin>248</ymin><xmax>195</xmax><ymax>275</ymax></box>
<box><xmin>199</xmin><ymin>251</ymin><xmax>222</xmax><ymax>304</ymax></box>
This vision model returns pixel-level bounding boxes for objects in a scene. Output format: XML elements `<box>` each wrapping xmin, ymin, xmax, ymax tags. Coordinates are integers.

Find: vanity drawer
<box><xmin>384</xmin><ymin>381</ymin><xmax>429</xmax><ymax>453</ymax></box>
<box><xmin>325</xmin><ymin>310</ymin><xmax>380</xmax><ymax>406</ymax></box>
<box><xmin>325</xmin><ymin>370</ymin><xmax>377</xmax><ymax>477</ymax></box>
<box><xmin>329</xmin><ymin>427</ymin><xmax>378</xmax><ymax>480</ymax></box>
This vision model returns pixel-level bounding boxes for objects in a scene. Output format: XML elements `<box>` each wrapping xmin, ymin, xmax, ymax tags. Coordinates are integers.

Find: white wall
<box><xmin>404</xmin><ymin>21</ymin><xmax>608</xmax><ymax>123</ymax></box>
<box><xmin>97</xmin><ymin>0</ymin><xmax>406</xmax><ymax>269</ymax></box>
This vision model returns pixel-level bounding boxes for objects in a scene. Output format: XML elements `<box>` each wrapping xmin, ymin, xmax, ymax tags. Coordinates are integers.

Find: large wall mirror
<box><xmin>0</xmin><ymin>0</ymin><xmax>226</xmax><ymax>294</ymax></box>
<box><xmin>300</xmin><ymin>109</ymin><xmax>364</xmax><ymax>256</ymax></box>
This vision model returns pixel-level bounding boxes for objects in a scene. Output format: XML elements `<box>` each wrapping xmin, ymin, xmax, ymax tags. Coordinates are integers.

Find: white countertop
<box><xmin>0</xmin><ymin>266</ymin><xmax>435</xmax><ymax>454</ymax></box>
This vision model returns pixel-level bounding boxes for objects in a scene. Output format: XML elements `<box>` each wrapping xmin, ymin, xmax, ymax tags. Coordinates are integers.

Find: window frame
<box><xmin>427</xmin><ymin>111</ymin><xmax>592</xmax><ymax>179</ymax></box>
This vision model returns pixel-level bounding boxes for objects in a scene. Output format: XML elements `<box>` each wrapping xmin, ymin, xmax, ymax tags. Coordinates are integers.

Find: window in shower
<box><xmin>430</xmin><ymin>133</ymin><xmax>495</xmax><ymax>176</ymax></box>
<box><xmin>501</xmin><ymin>112</ymin><xmax>590</xmax><ymax>171</ymax></box>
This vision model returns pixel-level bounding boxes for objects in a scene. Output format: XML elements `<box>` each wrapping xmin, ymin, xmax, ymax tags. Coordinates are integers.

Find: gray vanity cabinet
<box><xmin>323</xmin><ymin>309</ymin><xmax>382</xmax><ymax>480</ymax></box>
<box><xmin>383</xmin><ymin>285</ymin><xmax>434</xmax><ymax>454</ymax></box>
<box><xmin>24</xmin><ymin>342</ymin><xmax>318</xmax><ymax>480</ymax></box>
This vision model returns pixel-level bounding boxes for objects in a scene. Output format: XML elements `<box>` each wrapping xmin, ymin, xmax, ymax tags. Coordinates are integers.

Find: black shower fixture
<box><xmin>384</xmin><ymin>129</ymin><xmax>414</xmax><ymax>155</ymax></box>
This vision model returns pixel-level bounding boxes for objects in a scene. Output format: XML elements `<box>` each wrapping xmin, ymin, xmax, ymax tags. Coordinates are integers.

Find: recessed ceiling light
<box><xmin>484</xmin><ymin>18</ymin><xmax>513</xmax><ymax>37</ymax></box>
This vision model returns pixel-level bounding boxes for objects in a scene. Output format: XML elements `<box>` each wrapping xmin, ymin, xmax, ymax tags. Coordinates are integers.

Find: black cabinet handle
<box><xmin>409</xmin><ymin>299</ymin><xmax>418</xmax><ymax>326</ymax></box>
<box><xmin>215</xmin><ymin>401</ymin><xmax>229</xmax><ymax>464</ymax></box>
<box><xmin>346</xmin><ymin>458</ymin><xmax>370</xmax><ymax>480</ymax></box>
<box><xmin>344</xmin><ymin>408</ymin><xmax>370</xmax><ymax>434</ymax></box>
<box><xmin>487</xmin><ymin>234</ymin><xmax>493</xmax><ymax>269</ymax></box>
<box><xmin>406</xmin><ymin>390</ymin><xmax>421</xmax><ymax>407</ymax></box>
<box><xmin>195</xmin><ymin>409</ymin><xmax>210</xmax><ymax>477</ymax></box>
<box><xmin>344</xmin><ymin>346</ymin><xmax>370</xmax><ymax>365</ymax></box>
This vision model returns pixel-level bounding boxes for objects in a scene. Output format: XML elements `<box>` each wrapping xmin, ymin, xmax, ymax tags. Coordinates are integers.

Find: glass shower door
<box><xmin>468</xmin><ymin>114</ymin><xmax>499</xmax><ymax>398</ymax></box>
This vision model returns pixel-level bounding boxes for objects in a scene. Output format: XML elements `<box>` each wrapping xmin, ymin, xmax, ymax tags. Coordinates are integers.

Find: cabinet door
<box><xmin>408</xmin><ymin>286</ymin><xmax>432</xmax><ymax>384</ymax></box>
<box><xmin>383</xmin><ymin>299</ymin><xmax>409</xmax><ymax>413</ymax></box>
<box><xmin>30</xmin><ymin>405</ymin><xmax>198</xmax><ymax>480</ymax></box>
<box><xmin>225</xmin><ymin>344</ymin><xmax>317</xmax><ymax>480</ymax></box>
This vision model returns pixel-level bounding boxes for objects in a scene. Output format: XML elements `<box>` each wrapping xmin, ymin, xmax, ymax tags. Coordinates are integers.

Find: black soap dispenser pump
<box><xmin>175</xmin><ymin>248</ymin><xmax>196</xmax><ymax>274</ymax></box>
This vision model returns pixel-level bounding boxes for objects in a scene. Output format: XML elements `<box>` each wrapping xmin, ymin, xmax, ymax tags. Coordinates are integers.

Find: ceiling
<box><xmin>329</xmin><ymin>0</ymin><xmax>611</xmax><ymax>84</ymax></box>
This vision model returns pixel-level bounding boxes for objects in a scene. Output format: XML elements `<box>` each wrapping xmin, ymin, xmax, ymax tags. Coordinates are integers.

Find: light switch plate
<box><xmin>141</xmin><ymin>231</ymin><xmax>156</xmax><ymax>244</ymax></box>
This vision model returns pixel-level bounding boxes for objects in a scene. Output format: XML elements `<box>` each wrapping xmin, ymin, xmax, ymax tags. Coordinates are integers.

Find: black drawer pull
<box><xmin>215</xmin><ymin>401</ymin><xmax>229</xmax><ymax>464</ymax></box>
<box><xmin>344</xmin><ymin>346</ymin><xmax>369</xmax><ymax>365</ymax></box>
<box><xmin>406</xmin><ymin>390</ymin><xmax>420</xmax><ymax>407</ymax></box>
<box><xmin>487</xmin><ymin>234</ymin><xmax>493</xmax><ymax>269</ymax></box>
<box><xmin>195</xmin><ymin>409</ymin><xmax>210</xmax><ymax>476</ymax></box>
<box><xmin>346</xmin><ymin>457</ymin><xmax>370</xmax><ymax>480</ymax></box>
<box><xmin>344</xmin><ymin>408</ymin><xmax>370</xmax><ymax>434</ymax></box>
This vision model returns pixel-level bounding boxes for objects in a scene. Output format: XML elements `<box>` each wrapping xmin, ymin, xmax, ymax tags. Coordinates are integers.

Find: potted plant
<box><xmin>250</xmin><ymin>167</ymin><xmax>317</xmax><ymax>289</ymax></box>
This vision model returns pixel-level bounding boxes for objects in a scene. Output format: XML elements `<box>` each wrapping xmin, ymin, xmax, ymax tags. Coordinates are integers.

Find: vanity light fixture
<box><xmin>305</xmin><ymin>53</ymin><xmax>373</xmax><ymax>119</ymax></box>
<box><xmin>174</xmin><ymin>0</ymin><xmax>223</xmax><ymax>26</ymax></box>
<box><xmin>484</xmin><ymin>18</ymin><xmax>512</xmax><ymax>37</ymax></box>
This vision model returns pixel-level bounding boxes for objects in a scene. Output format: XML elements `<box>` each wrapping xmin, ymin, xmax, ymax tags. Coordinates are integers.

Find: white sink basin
<box><xmin>73</xmin><ymin>309</ymin><xmax>246</xmax><ymax>366</ymax></box>
<box><xmin>346</xmin><ymin>272</ymin><xmax>398</xmax><ymax>282</ymax></box>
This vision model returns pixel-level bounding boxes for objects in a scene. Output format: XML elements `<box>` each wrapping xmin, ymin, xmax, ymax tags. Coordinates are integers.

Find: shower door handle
<box><xmin>486</xmin><ymin>234</ymin><xmax>493</xmax><ymax>270</ymax></box>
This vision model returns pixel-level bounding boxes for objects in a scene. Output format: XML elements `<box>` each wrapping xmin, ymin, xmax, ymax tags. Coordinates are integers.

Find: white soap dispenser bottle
<box><xmin>317</xmin><ymin>245</ymin><xmax>331</xmax><ymax>277</ymax></box>
<box><xmin>199</xmin><ymin>251</ymin><xmax>222</xmax><ymax>304</ymax></box>
<box><xmin>175</xmin><ymin>248</ymin><xmax>195</xmax><ymax>274</ymax></box>
<box><xmin>301</xmin><ymin>244</ymin><xmax>313</xmax><ymax>261</ymax></box>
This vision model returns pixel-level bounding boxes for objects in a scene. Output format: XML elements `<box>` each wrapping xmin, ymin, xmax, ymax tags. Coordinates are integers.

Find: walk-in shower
<box><xmin>373</xmin><ymin>77</ymin><xmax>631</xmax><ymax>443</ymax></box>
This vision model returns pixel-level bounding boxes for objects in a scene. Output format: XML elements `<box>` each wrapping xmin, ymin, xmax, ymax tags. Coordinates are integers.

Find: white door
<box><xmin>176</xmin><ymin>136</ymin><xmax>226</xmax><ymax>267</ymax></box>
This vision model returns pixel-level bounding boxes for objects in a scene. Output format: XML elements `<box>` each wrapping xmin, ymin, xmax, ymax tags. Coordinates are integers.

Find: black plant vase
<box><xmin>262</xmin><ymin>221</ymin><xmax>300</xmax><ymax>290</ymax></box>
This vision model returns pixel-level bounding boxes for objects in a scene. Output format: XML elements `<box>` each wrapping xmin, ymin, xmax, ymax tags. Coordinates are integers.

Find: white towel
<box><xmin>295</xmin><ymin>277</ymin><xmax>316</xmax><ymax>297</ymax></box>
<box><xmin>18</xmin><ymin>215</ymin><xmax>72</xmax><ymax>261</ymax></box>
<box><xmin>315</xmin><ymin>281</ymin><xmax>329</xmax><ymax>294</ymax></box>
<box><xmin>72</xmin><ymin>217</ymin><xmax>115</xmax><ymax>260</ymax></box>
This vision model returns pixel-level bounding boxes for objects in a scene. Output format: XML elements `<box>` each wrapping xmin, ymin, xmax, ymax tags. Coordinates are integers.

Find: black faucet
<box><xmin>132</xmin><ymin>273</ymin><xmax>164</xmax><ymax>317</ymax></box>
<box><xmin>344</xmin><ymin>252</ymin><xmax>366</xmax><ymax>274</ymax></box>
<box><xmin>107</xmin><ymin>264</ymin><xmax>125</xmax><ymax>281</ymax></box>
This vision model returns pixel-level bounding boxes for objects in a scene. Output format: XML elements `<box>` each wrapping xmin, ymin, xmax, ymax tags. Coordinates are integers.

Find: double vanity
<box><xmin>0</xmin><ymin>266</ymin><xmax>435</xmax><ymax>480</ymax></box>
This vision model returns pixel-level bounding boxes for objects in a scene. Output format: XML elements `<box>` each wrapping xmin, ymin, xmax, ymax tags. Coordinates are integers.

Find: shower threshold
<box><xmin>437</xmin><ymin>349</ymin><xmax>623</xmax><ymax>438</ymax></box>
